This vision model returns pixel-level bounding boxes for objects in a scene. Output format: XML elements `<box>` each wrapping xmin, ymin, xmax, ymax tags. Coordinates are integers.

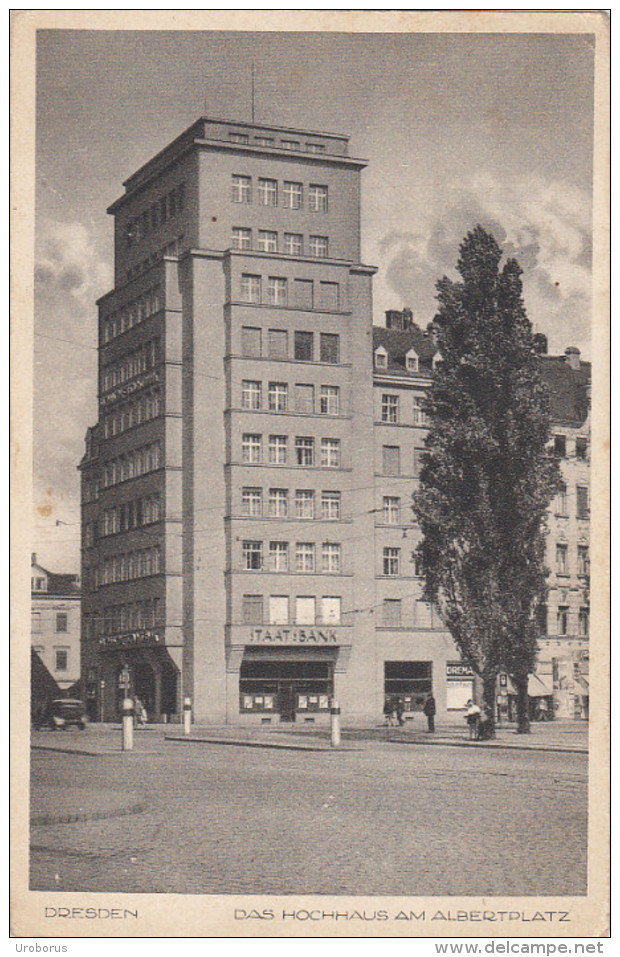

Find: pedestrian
<box><xmin>395</xmin><ymin>697</ymin><xmax>405</xmax><ymax>727</ymax></box>
<box><xmin>423</xmin><ymin>693</ymin><xmax>436</xmax><ymax>732</ymax></box>
<box><xmin>383</xmin><ymin>697</ymin><xmax>395</xmax><ymax>727</ymax></box>
<box><xmin>465</xmin><ymin>699</ymin><xmax>481</xmax><ymax>740</ymax></box>
<box><xmin>134</xmin><ymin>695</ymin><xmax>146</xmax><ymax>727</ymax></box>
<box><xmin>477</xmin><ymin>700</ymin><xmax>492</xmax><ymax>740</ymax></box>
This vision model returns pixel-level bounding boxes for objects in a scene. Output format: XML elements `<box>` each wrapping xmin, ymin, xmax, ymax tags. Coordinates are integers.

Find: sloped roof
<box><xmin>373</xmin><ymin>325</ymin><xmax>437</xmax><ymax>376</ymax></box>
<box><xmin>539</xmin><ymin>356</ymin><xmax>591</xmax><ymax>430</ymax></box>
<box><xmin>32</xmin><ymin>562</ymin><xmax>80</xmax><ymax>597</ymax></box>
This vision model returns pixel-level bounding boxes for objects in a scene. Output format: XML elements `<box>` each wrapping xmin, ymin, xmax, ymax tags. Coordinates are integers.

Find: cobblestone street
<box><xmin>29</xmin><ymin>731</ymin><xmax>587</xmax><ymax>897</ymax></box>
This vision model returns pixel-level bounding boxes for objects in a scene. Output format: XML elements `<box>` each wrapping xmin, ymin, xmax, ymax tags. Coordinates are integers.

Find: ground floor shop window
<box><xmin>384</xmin><ymin>660</ymin><xmax>432</xmax><ymax>712</ymax></box>
<box><xmin>239</xmin><ymin>659</ymin><xmax>333</xmax><ymax>721</ymax></box>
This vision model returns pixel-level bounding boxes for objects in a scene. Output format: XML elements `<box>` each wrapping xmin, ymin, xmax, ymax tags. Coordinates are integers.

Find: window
<box><xmin>536</xmin><ymin>604</ymin><xmax>548</xmax><ymax>636</ymax></box>
<box><xmin>383</xmin><ymin>445</ymin><xmax>400</xmax><ymax>476</ymax></box>
<box><xmin>383</xmin><ymin>496</ymin><xmax>401</xmax><ymax>524</ymax></box>
<box><xmin>382</xmin><ymin>599</ymin><xmax>402</xmax><ymax>627</ymax></box>
<box><xmin>320</xmin><ymin>333</ymin><xmax>340</xmax><ymax>364</ymax></box>
<box><xmin>229</xmin><ymin>132</ymin><xmax>249</xmax><ymax>144</ymax></box>
<box><xmin>309</xmin><ymin>184</ymin><xmax>328</xmax><ymax>212</ymax></box>
<box><xmin>284</xmin><ymin>233</ymin><xmax>303</xmax><ymax>256</ymax></box>
<box><xmin>320</xmin><ymin>385</ymin><xmax>340</xmax><ymax>415</ymax></box>
<box><xmin>268</xmin><ymin>488</ymin><xmax>288</xmax><ymax>518</ymax></box>
<box><xmin>554</xmin><ymin>435</ymin><xmax>566</xmax><ymax>457</ymax></box>
<box><xmin>294</xmin><ymin>279</ymin><xmax>314</xmax><ymax>310</ymax></box>
<box><xmin>319</xmin><ymin>281</ymin><xmax>339</xmax><ymax>311</ymax></box>
<box><xmin>242</xmin><ymin>433</ymin><xmax>261</xmax><ymax>464</ymax></box>
<box><xmin>56</xmin><ymin>613</ymin><xmax>68</xmax><ymax>633</ymax></box>
<box><xmin>577</xmin><ymin>545</ymin><xmax>590</xmax><ymax>577</ymax></box>
<box><xmin>296</xmin><ymin>596</ymin><xmax>316</xmax><ymax>625</ymax></box>
<box><xmin>267</xmin><ymin>277</ymin><xmax>288</xmax><ymax>306</ymax></box>
<box><xmin>321</xmin><ymin>491</ymin><xmax>341</xmax><ymax>520</ymax></box>
<box><xmin>268</xmin><ymin>382</ymin><xmax>288</xmax><ymax>412</ymax></box>
<box><xmin>269</xmin><ymin>595</ymin><xmax>289</xmax><ymax>625</ymax></box>
<box><xmin>254</xmin><ymin>136</ymin><xmax>274</xmax><ymax>146</ymax></box>
<box><xmin>382</xmin><ymin>394</ymin><xmax>399</xmax><ymax>423</ymax></box>
<box><xmin>281</xmin><ymin>140</ymin><xmax>300</xmax><ymax>151</ymax></box>
<box><xmin>406</xmin><ymin>353</ymin><xmax>418</xmax><ymax>373</ymax></box>
<box><xmin>416</xmin><ymin>601</ymin><xmax>433</xmax><ymax>627</ymax></box>
<box><xmin>241</xmin><ymin>274</ymin><xmax>261</xmax><ymax>303</ymax></box>
<box><xmin>294</xmin><ymin>331</ymin><xmax>314</xmax><ymax>361</ymax></box>
<box><xmin>243</xmin><ymin>595</ymin><xmax>263</xmax><ymax>623</ymax></box>
<box><xmin>241</xmin><ymin>326</ymin><xmax>261</xmax><ymax>357</ymax></box>
<box><xmin>295</xmin><ymin>383</ymin><xmax>314</xmax><ymax>414</ymax></box>
<box><xmin>269</xmin><ymin>541</ymin><xmax>289</xmax><ymax>572</ymax></box>
<box><xmin>322</xmin><ymin>543</ymin><xmax>341</xmax><ymax>574</ymax></box>
<box><xmin>375</xmin><ymin>349</ymin><xmax>388</xmax><ymax>369</ymax></box>
<box><xmin>268</xmin><ymin>329</ymin><xmax>288</xmax><ymax>359</ymax></box>
<box><xmin>576</xmin><ymin>437</ymin><xmax>588</xmax><ymax>460</ymax></box>
<box><xmin>295</xmin><ymin>437</ymin><xmax>314</xmax><ymax>466</ymax></box>
<box><xmin>556</xmin><ymin>482</ymin><xmax>568</xmax><ymax>515</ymax></box>
<box><xmin>321</xmin><ymin>438</ymin><xmax>341</xmax><ymax>468</ymax></box>
<box><xmin>55</xmin><ymin>649</ymin><xmax>68</xmax><ymax>672</ymax></box>
<box><xmin>557</xmin><ymin>606</ymin><xmax>569</xmax><ymax>637</ymax></box>
<box><xmin>257</xmin><ymin>230</ymin><xmax>278</xmax><ymax>252</ymax></box>
<box><xmin>309</xmin><ymin>236</ymin><xmax>329</xmax><ymax>257</ymax></box>
<box><xmin>242</xmin><ymin>541</ymin><xmax>263</xmax><ymax>570</ymax></box>
<box><xmin>576</xmin><ymin>486</ymin><xmax>589</xmax><ymax>520</ymax></box>
<box><xmin>32</xmin><ymin>611</ymin><xmax>41</xmax><ymax>633</ymax></box>
<box><xmin>556</xmin><ymin>543</ymin><xmax>568</xmax><ymax>575</ymax></box>
<box><xmin>258</xmin><ymin>178</ymin><xmax>278</xmax><ymax>206</ymax></box>
<box><xmin>296</xmin><ymin>543</ymin><xmax>315</xmax><ymax>573</ymax></box>
<box><xmin>321</xmin><ymin>597</ymin><xmax>341</xmax><ymax>624</ymax></box>
<box><xmin>242</xmin><ymin>487</ymin><xmax>263</xmax><ymax>517</ymax></box>
<box><xmin>578</xmin><ymin>607</ymin><xmax>589</xmax><ymax>637</ymax></box>
<box><xmin>242</xmin><ymin>380</ymin><xmax>262</xmax><ymax>410</ymax></box>
<box><xmin>269</xmin><ymin>435</ymin><xmax>287</xmax><ymax>464</ymax></box>
<box><xmin>296</xmin><ymin>489</ymin><xmax>315</xmax><ymax>519</ymax></box>
<box><xmin>283</xmin><ymin>181</ymin><xmax>303</xmax><ymax>209</ymax></box>
<box><xmin>383</xmin><ymin>547</ymin><xmax>400</xmax><ymax>576</ymax></box>
<box><xmin>232</xmin><ymin>175</ymin><xmax>252</xmax><ymax>203</ymax></box>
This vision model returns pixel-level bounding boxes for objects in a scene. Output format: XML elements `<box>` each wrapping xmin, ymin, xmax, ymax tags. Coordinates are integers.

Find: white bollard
<box><xmin>183</xmin><ymin>696</ymin><xmax>192</xmax><ymax>735</ymax></box>
<box><xmin>122</xmin><ymin>697</ymin><xmax>134</xmax><ymax>751</ymax></box>
<box><xmin>330</xmin><ymin>701</ymin><xmax>341</xmax><ymax>748</ymax></box>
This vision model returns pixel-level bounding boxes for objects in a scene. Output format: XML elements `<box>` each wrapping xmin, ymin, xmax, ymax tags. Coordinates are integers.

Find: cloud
<box><xmin>370</xmin><ymin>174</ymin><xmax>592</xmax><ymax>357</ymax></box>
<box><xmin>33</xmin><ymin>220</ymin><xmax>112</xmax><ymax>571</ymax></box>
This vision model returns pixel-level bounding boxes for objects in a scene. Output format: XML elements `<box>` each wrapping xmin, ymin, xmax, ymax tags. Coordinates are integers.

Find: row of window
<box><xmin>241</xmin><ymin>487</ymin><xmax>341</xmax><ymax>520</ymax></box>
<box><xmin>125</xmin><ymin>183</ymin><xmax>186</xmax><ymax>247</ymax></box>
<box><xmin>380</xmin><ymin>393</ymin><xmax>430</xmax><ymax>426</ymax></box>
<box><xmin>242</xmin><ymin>594</ymin><xmax>340</xmax><ymax>625</ymax></box>
<box><xmin>555</xmin><ymin>543</ymin><xmax>590</xmax><ymax>577</ymax></box>
<box><xmin>554</xmin><ymin>484</ymin><xmax>590</xmax><ymax>520</ymax></box>
<box><xmin>95</xmin><ymin>547</ymin><xmax>162</xmax><ymax>587</ymax></box>
<box><xmin>30</xmin><ymin>611</ymin><xmax>68</xmax><ymax>633</ymax></box>
<box><xmin>101</xmin><ymin>441</ymin><xmax>162</xmax><ymax>488</ymax></box>
<box><xmin>232</xmin><ymin>176</ymin><xmax>328</xmax><ymax>211</ymax></box>
<box><xmin>538</xmin><ymin>604</ymin><xmax>590</xmax><ymax>638</ymax></box>
<box><xmin>241</xmin><ymin>540</ymin><xmax>342</xmax><ymax>574</ymax></box>
<box><xmin>100</xmin><ymin>494</ymin><xmax>163</xmax><ymax>537</ymax></box>
<box><xmin>103</xmin><ymin>390</ymin><xmax>161</xmax><ymax>438</ymax></box>
<box><xmin>241</xmin><ymin>381</ymin><xmax>341</xmax><ymax>416</ymax></box>
<box><xmin>228</xmin><ymin>132</ymin><xmax>328</xmax><ymax>153</ymax></box>
<box><xmin>239</xmin><ymin>274</ymin><xmax>340</xmax><ymax>311</ymax></box>
<box><xmin>101</xmin><ymin>287</ymin><xmax>162</xmax><ymax>343</ymax></box>
<box><xmin>101</xmin><ymin>338</ymin><xmax>159</xmax><ymax>393</ymax></box>
<box><xmin>99</xmin><ymin>598</ymin><xmax>163</xmax><ymax>634</ymax></box>
<box><xmin>241</xmin><ymin>327</ymin><xmax>340</xmax><ymax>363</ymax></box>
<box><xmin>232</xmin><ymin>228</ymin><xmax>329</xmax><ymax>258</ymax></box>
<box><xmin>554</xmin><ymin>435</ymin><xmax>589</xmax><ymax>460</ymax></box>
<box><xmin>125</xmin><ymin>236</ymin><xmax>185</xmax><ymax>282</ymax></box>
<box><xmin>381</xmin><ymin>445</ymin><xmax>428</xmax><ymax>477</ymax></box>
<box><xmin>241</xmin><ymin>433</ymin><xmax>341</xmax><ymax>468</ymax></box>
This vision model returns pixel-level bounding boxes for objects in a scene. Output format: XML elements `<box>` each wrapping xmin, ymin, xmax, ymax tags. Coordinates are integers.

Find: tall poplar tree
<box><xmin>413</xmin><ymin>227</ymin><xmax>561</xmax><ymax>735</ymax></box>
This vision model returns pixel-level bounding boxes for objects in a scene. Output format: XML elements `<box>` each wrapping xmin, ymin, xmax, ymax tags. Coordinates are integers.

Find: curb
<box><xmin>164</xmin><ymin>735</ymin><xmax>359</xmax><ymax>753</ymax></box>
<box><xmin>382</xmin><ymin>736</ymin><xmax>588</xmax><ymax>755</ymax></box>
<box><xmin>31</xmin><ymin>744</ymin><xmax>120</xmax><ymax>757</ymax></box>
<box><xmin>31</xmin><ymin>799</ymin><xmax>146</xmax><ymax>827</ymax></box>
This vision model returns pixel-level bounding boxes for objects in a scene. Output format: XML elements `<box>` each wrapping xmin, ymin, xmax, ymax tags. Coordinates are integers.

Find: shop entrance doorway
<box><xmin>239</xmin><ymin>658</ymin><xmax>333</xmax><ymax>722</ymax></box>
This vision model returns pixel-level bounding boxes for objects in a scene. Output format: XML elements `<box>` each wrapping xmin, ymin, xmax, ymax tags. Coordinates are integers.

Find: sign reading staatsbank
<box><xmin>248</xmin><ymin>628</ymin><xmax>338</xmax><ymax>645</ymax></box>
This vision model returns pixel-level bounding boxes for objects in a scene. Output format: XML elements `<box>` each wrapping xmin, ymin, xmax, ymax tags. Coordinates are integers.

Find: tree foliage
<box><xmin>413</xmin><ymin>227</ymin><xmax>562</xmax><ymax>734</ymax></box>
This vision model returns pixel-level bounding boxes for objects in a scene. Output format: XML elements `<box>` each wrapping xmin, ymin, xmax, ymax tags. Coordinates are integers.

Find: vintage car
<box><xmin>34</xmin><ymin>698</ymin><xmax>87</xmax><ymax>731</ymax></box>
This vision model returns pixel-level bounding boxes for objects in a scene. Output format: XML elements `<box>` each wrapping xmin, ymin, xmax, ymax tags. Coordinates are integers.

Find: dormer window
<box><xmin>432</xmin><ymin>351</ymin><xmax>443</xmax><ymax>369</ymax></box>
<box><xmin>406</xmin><ymin>349</ymin><xmax>418</xmax><ymax>373</ymax></box>
<box><xmin>374</xmin><ymin>346</ymin><xmax>388</xmax><ymax>370</ymax></box>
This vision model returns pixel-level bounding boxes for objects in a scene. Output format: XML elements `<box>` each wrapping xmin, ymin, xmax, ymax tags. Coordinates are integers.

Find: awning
<box><xmin>573</xmin><ymin>676</ymin><xmax>589</xmax><ymax>697</ymax></box>
<box><xmin>528</xmin><ymin>673</ymin><xmax>554</xmax><ymax>697</ymax></box>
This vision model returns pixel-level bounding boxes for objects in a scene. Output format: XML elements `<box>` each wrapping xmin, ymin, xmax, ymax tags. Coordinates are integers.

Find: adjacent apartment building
<box><xmin>80</xmin><ymin>117</ymin><xmax>590</xmax><ymax>724</ymax></box>
<box><xmin>31</xmin><ymin>554</ymin><xmax>81</xmax><ymax>692</ymax></box>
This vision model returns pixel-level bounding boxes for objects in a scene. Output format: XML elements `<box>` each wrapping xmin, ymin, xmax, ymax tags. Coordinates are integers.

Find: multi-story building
<box><xmin>80</xmin><ymin>117</ymin><xmax>590</xmax><ymax>725</ymax></box>
<box><xmin>31</xmin><ymin>554</ymin><xmax>81</xmax><ymax>692</ymax></box>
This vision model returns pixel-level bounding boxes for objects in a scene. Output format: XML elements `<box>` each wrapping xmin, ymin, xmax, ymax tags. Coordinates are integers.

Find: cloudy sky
<box><xmin>33</xmin><ymin>29</ymin><xmax>595</xmax><ymax>570</ymax></box>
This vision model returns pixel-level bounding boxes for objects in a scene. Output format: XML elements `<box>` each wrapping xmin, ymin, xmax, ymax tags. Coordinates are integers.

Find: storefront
<box><xmin>97</xmin><ymin>630</ymin><xmax>179</xmax><ymax>721</ymax></box>
<box><xmin>383</xmin><ymin>660</ymin><xmax>433</xmax><ymax>715</ymax></box>
<box><xmin>445</xmin><ymin>661</ymin><xmax>475</xmax><ymax>710</ymax></box>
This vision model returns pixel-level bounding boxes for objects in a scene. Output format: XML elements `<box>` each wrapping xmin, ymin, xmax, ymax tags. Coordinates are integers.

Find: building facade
<box><xmin>80</xmin><ymin>117</ymin><xmax>590</xmax><ymax>725</ymax></box>
<box><xmin>31</xmin><ymin>554</ymin><xmax>81</xmax><ymax>692</ymax></box>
